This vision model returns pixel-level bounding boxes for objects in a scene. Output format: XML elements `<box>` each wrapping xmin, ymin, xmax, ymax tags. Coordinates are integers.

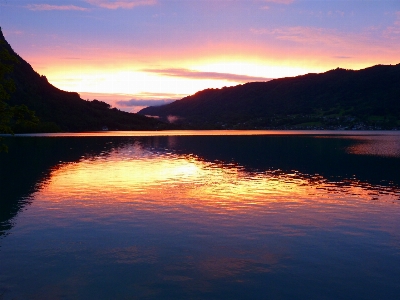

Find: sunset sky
<box><xmin>1</xmin><ymin>0</ymin><xmax>400</xmax><ymax>111</ymax></box>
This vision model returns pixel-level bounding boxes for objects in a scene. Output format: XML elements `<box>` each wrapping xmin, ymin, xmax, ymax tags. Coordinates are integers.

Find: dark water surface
<box><xmin>0</xmin><ymin>131</ymin><xmax>400</xmax><ymax>299</ymax></box>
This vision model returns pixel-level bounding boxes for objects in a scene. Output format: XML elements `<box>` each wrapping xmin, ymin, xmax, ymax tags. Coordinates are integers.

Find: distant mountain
<box><xmin>139</xmin><ymin>64</ymin><xmax>400</xmax><ymax>130</ymax></box>
<box><xmin>0</xmin><ymin>28</ymin><xmax>164</xmax><ymax>132</ymax></box>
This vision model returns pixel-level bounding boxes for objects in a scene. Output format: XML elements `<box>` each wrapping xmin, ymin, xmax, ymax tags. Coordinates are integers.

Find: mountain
<box><xmin>139</xmin><ymin>64</ymin><xmax>400</xmax><ymax>130</ymax></box>
<box><xmin>0</xmin><ymin>28</ymin><xmax>164</xmax><ymax>132</ymax></box>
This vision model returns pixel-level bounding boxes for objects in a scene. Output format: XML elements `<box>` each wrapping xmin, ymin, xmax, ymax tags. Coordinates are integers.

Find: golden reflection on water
<box><xmin>34</xmin><ymin>141</ymin><xmax>400</xmax><ymax>219</ymax></box>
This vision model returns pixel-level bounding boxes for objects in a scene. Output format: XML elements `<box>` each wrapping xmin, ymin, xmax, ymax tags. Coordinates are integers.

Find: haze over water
<box><xmin>1</xmin><ymin>131</ymin><xmax>400</xmax><ymax>299</ymax></box>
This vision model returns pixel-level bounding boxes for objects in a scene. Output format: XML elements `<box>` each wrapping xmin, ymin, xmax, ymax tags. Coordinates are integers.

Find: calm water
<box><xmin>0</xmin><ymin>131</ymin><xmax>400</xmax><ymax>299</ymax></box>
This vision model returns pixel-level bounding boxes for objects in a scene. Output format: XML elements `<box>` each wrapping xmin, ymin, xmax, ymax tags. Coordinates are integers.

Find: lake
<box><xmin>1</xmin><ymin>130</ymin><xmax>400</xmax><ymax>299</ymax></box>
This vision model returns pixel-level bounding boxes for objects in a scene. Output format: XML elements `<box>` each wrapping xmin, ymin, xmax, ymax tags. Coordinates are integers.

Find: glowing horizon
<box><xmin>2</xmin><ymin>0</ymin><xmax>400</xmax><ymax>111</ymax></box>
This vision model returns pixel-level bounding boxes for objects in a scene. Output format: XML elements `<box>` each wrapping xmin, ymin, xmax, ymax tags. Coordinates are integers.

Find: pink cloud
<box><xmin>249</xmin><ymin>24</ymin><xmax>400</xmax><ymax>64</ymax></box>
<box><xmin>85</xmin><ymin>0</ymin><xmax>156</xmax><ymax>9</ymax></box>
<box><xmin>167</xmin><ymin>115</ymin><xmax>181</xmax><ymax>124</ymax></box>
<box><xmin>250</xmin><ymin>26</ymin><xmax>355</xmax><ymax>46</ymax></box>
<box><xmin>262</xmin><ymin>0</ymin><xmax>294</xmax><ymax>4</ymax></box>
<box><xmin>394</xmin><ymin>11</ymin><xmax>400</xmax><ymax>26</ymax></box>
<box><xmin>26</xmin><ymin>4</ymin><xmax>88</xmax><ymax>11</ymax></box>
<box><xmin>3</xmin><ymin>30</ymin><xmax>24</xmax><ymax>36</ymax></box>
<box><xmin>383</xmin><ymin>11</ymin><xmax>400</xmax><ymax>39</ymax></box>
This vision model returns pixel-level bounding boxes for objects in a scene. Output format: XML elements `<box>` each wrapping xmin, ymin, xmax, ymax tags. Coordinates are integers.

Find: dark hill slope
<box><xmin>139</xmin><ymin>64</ymin><xmax>400</xmax><ymax>129</ymax></box>
<box><xmin>1</xmin><ymin>28</ymin><xmax>163</xmax><ymax>132</ymax></box>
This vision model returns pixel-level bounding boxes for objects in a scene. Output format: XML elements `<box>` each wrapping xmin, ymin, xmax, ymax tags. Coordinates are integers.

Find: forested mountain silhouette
<box><xmin>0</xmin><ymin>28</ymin><xmax>164</xmax><ymax>132</ymax></box>
<box><xmin>139</xmin><ymin>64</ymin><xmax>400</xmax><ymax>129</ymax></box>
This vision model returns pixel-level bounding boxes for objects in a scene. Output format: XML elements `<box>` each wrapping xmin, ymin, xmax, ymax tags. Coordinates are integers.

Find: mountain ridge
<box><xmin>0</xmin><ymin>28</ymin><xmax>164</xmax><ymax>132</ymax></box>
<box><xmin>139</xmin><ymin>64</ymin><xmax>400</xmax><ymax>130</ymax></box>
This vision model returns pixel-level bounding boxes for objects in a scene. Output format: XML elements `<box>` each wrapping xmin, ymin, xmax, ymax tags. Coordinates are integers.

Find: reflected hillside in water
<box><xmin>157</xmin><ymin>134</ymin><xmax>400</xmax><ymax>185</ymax></box>
<box><xmin>1</xmin><ymin>133</ymin><xmax>399</xmax><ymax>237</ymax></box>
<box><xmin>0</xmin><ymin>137</ymin><xmax>130</xmax><ymax>236</ymax></box>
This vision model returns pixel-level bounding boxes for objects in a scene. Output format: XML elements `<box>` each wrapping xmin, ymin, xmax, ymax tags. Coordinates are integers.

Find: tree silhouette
<box><xmin>0</xmin><ymin>40</ymin><xmax>38</xmax><ymax>151</ymax></box>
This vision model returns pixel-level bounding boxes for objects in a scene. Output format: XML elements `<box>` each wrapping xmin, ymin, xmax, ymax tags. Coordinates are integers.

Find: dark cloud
<box><xmin>142</xmin><ymin>68</ymin><xmax>271</xmax><ymax>83</ymax></box>
<box><xmin>116</xmin><ymin>99</ymin><xmax>176</xmax><ymax>107</ymax></box>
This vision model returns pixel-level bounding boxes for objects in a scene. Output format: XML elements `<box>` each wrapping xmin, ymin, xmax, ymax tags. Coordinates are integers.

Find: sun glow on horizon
<box><xmin>48</xmin><ymin>69</ymin><xmax>242</xmax><ymax>98</ymax></box>
<box><xmin>18</xmin><ymin>31</ymin><xmax>400</xmax><ymax>112</ymax></box>
<box><xmin>26</xmin><ymin>44</ymin><xmax>399</xmax><ymax>113</ymax></box>
<box><xmin>194</xmin><ymin>61</ymin><xmax>317</xmax><ymax>80</ymax></box>
<box><xmin>2</xmin><ymin>0</ymin><xmax>399</xmax><ymax>113</ymax></box>
<box><xmin>39</xmin><ymin>55</ymin><xmax>334</xmax><ymax>110</ymax></box>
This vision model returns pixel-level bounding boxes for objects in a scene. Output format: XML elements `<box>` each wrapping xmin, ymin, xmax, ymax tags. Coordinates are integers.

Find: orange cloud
<box><xmin>26</xmin><ymin>4</ymin><xmax>88</xmax><ymax>11</ymax></box>
<box><xmin>85</xmin><ymin>0</ymin><xmax>156</xmax><ymax>9</ymax></box>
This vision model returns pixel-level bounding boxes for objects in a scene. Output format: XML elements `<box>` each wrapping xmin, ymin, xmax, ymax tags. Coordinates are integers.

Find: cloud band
<box><xmin>142</xmin><ymin>68</ymin><xmax>271</xmax><ymax>83</ymax></box>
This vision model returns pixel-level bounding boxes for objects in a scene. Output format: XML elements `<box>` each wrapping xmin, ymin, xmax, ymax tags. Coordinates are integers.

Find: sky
<box><xmin>1</xmin><ymin>0</ymin><xmax>400</xmax><ymax>112</ymax></box>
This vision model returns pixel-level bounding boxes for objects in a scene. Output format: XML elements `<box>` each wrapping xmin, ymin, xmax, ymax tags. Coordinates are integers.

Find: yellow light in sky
<box><xmin>26</xmin><ymin>39</ymin><xmax>370</xmax><ymax>104</ymax></box>
<box><xmin>194</xmin><ymin>61</ymin><xmax>320</xmax><ymax>79</ymax></box>
<box><xmin>21</xmin><ymin>25</ymin><xmax>400</xmax><ymax>104</ymax></box>
<box><xmin>34</xmin><ymin>45</ymin><xmax>327</xmax><ymax>101</ymax></box>
<box><xmin>49</xmin><ymin>70</ymin><xmax>238</xmax><ymax>97</ymax></box>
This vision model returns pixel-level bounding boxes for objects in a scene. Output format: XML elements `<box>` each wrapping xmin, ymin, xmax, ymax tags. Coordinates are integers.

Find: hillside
<box><xmin>139</xmin><ymin>65</ymin><xmax>400</xmax><ymax>130</ymax></box>
<box><xmin>0</xmin><ymin>28</ymin><xmax>164</xmax><ymax>132</ymax></box>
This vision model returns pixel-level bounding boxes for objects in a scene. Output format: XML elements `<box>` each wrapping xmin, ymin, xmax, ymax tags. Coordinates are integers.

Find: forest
<box><xmin>139</xmin><ymin>64</ymin><xmax>400</xmax><ymax>130</ymax></box>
